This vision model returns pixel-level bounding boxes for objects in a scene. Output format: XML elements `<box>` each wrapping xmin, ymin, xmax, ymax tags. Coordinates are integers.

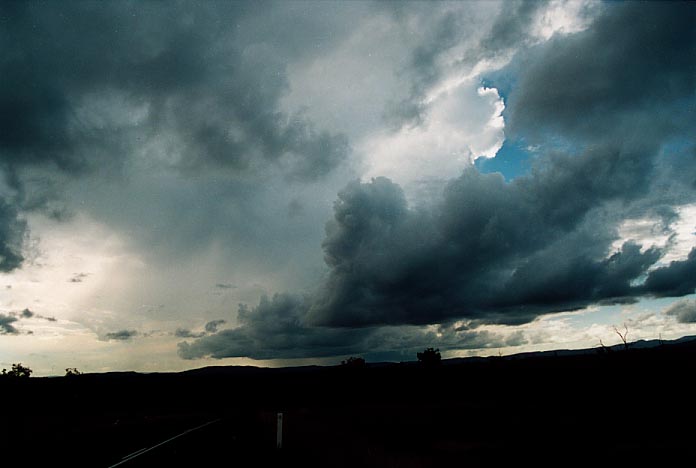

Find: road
<box><xmin>100</xmin><ymin>414</ymin><xmax>295</xmax><ymax>468</ymax></box>
<box><xmin>101</xmin><ymin>417</ymin><xmax>263</xmax><ymax>467</ymax></box>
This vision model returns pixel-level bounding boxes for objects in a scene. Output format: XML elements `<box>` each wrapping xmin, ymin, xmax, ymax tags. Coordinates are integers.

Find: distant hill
<box><xmin>173</xmin><ymin>334</ymin><xmax>696</xmax><ymax>377</ymax></box>
<box><xmin>5</xmin><ymin>333</ymin><xmax>696</xmax><ymax>467</ymax></box>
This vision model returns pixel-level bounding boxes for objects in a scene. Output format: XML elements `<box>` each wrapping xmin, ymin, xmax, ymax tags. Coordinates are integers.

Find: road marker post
<box><xmin>277</xmin><ymin>412</ymin><xmax>283</xmax><ymax>449</ymax></box>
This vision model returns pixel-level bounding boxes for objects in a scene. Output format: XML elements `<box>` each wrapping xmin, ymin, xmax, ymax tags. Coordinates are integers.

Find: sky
<box><xmin>0</xmin><ymin>1</ymin><xmax>695</xmax><ymax>376</ymax></box>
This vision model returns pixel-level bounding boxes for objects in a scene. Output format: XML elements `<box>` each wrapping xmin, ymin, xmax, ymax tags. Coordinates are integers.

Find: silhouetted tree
<box><xmin>65</xmin><ymin>368</ymin><xmax>82</xmax><ymax>377</ymax></box>
<box><xmin>417</xmin><ymin>348</ymin><xmax>441</xmax><ymax>367</ymax></box>
<box><xmin>341</xmin><ymin>356</ymin><xmax>366</xmax><ymax>367</ymax></box>
<box><xmin>596</xmin><ymin>339</ymin><xmax>612</xmax><ymax>355</ymax></box>
<box><xmin>1</xmin><ymin>363</ymin><xmax>32</xmax><ymax>378</ymax></box>
<box><xmin>613</xmin><ymin>324</ymin><xmax>630</xmax><ymax>351</ymax></box>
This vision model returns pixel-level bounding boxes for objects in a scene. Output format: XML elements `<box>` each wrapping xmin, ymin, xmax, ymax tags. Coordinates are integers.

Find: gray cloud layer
<box><xmin>0</xmin><ymin>2</ymin><xmax>350</xmax><ymax>181</ymax></box>
<box><xmin>180</xmin><ymin>2</ymin><xmax>696</xmax><ymax>360</ymax></box>
<box><xmin>0</xmin><ymin>1</ymin><xmax>353</xmax><ymax>276</ymax></box>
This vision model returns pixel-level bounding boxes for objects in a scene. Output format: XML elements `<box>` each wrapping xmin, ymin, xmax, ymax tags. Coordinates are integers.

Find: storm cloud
<box><xmin>664</xmin><ymin>299</ymin><xmax>696</xmax><ymax>324</ymax></box>
<box><xmin>178</xmin><ymin>2</ymin><xmax>696</xmax><ymax>361</ymax></box>
<box><xmin>0</xmin><ymin>197</ymin><xmax>26</xmax><ymax>272</ymax></box>
<box><xmin>0</xmin><ymin>2</ymin><xmax>350</xmax><ymax>181</ymax></box>
<box><xmin>308</xmin><ymin>156</ymin><xmax>675</xmax><ymax>327</ymax></box>
<box><xmin>504</xmin><ymin>1</ymin><xmax>696</xmax><ymax>143</ymax></box>
<box><xmin>174</xmin><ymin>328</ymin><xmax>205</xmax><ymax>339</ymax></box>
<box><xmin>0</xmin><ymin>1</ymin><xmax>353</xmax><ymax>279</ymax></box>
<box><xmin>204</xmin><ymin>320</ymin><xmax>226</xmax><ymax>334</ymax></box>
<box><xmin>0</xmin><ymin>314</ymin><xmax>19</xmax><ymax>335</ymax></box>
<box><xmin>178</xmin><ymin>293</ymin><xmax>522</xmax><ymax>361</ymax></box>
<box><xmin>2</xmin><ymin>2</ymin><xmax>695</xmax><ymax>369</ymax></box>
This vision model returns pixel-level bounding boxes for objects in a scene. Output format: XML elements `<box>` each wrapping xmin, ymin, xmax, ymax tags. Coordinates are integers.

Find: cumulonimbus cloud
<box><xmin>179</xmin><ymin>2</ymin><xmax>696</xmax><ymax>361</ymax></box>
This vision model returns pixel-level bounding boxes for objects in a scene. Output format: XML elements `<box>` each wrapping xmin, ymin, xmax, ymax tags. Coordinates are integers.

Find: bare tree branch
<box><xmin>613</xmin><ymin>323</ymin><xmax>630</xmax><ymax>351</ymax></box>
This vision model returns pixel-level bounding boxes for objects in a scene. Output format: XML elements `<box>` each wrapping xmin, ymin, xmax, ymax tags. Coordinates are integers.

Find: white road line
<box><xmin>107</xmin><ymin>418</ymin><xmax>222</xmax><ymax>468</ymax></box>
<box><xmin>121</xmin><ymin>447</ymin><xmax>147</xmax><ymax>460</ymax></box>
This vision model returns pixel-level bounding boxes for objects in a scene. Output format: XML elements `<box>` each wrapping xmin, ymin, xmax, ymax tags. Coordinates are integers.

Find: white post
<box><xmin>276</xmin><ymin>412</ymin><xmax>283</xmax><ymax>449</ymax></box>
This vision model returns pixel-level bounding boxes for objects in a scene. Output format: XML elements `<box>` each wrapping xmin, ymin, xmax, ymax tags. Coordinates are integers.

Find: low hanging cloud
<box><xmin>0</xmin><ymin>314</ymin><xmax>19</xmax><ymax>335</ymax></box>
<box><xmin>174</xmin><ymin>319</ymin><xmax>226</xmax><ymax>338</ymax></box>
<box><xmin>102</xmin><ymin>330</ymin><xmax>139</xmax><ymax>342</ymax></box>
<box><xmin>640</xmin><ymin>250</ymin><xmax>696</xmax><ymax>298</ymax></box>
<box><xmin>174</xmin><ymin>328</ymin><xmax>205</xmax><ymax>339</ymax></box>
<box><xmin>204</xmin><ymin>319</ymin><xmax>226</xmax><ymax>334</ymax></box>
<box><xmin>16</xmin><ymin>309</ymin><xmax>57</xmax><ymax>322</ymax></box>
<box><xmin>664</xmin><ymin>299</ymin><xmax>696</xmax><ymax>324</ymax></box>
<box><xmin>178</xmin><ymin>293</ymin><xmax>524</xmax><ymax>361</ymax></box>
<box><xmin>0</xmin><ymin>308</ymin><xmax>58</xmax><ymax>335</ymax></box>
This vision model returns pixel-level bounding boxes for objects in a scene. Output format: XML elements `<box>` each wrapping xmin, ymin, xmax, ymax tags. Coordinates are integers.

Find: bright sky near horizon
<box><xmin>1</xmin><ymin>1</ymin><xmax>695</xmax><ymax>375</ymax></box>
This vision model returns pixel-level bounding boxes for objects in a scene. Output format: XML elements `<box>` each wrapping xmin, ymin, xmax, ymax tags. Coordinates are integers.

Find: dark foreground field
<box><xmin>3</xmin><ymin>339</ymin><xmax>696</xmax><ymax>467</ymax></box>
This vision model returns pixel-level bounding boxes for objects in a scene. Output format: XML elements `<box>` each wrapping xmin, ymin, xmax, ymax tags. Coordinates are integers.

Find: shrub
<box><xmin>417</xmin><ymin>348</ymin><xmax>441</xmax><ymax>367</ymax></box>
<box><xmin>341</xmin><ymin>356</ymin><xmax>366</xmax><ymax>367</ymax></box>
<box><xmin>1</xmin><ymin>363</ymin><xmax>32</xmax><ymax>378</ymax></box>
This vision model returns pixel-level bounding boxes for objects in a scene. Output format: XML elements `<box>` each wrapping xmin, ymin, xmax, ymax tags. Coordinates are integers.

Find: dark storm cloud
<box><xmin>183</xmin><ymin>142</ymin><xmax>695</xmax><ymax>357</ymax></box>
<box><xmin>0</xmin><ymin>1</ymin><xmax>353</xmax><ymax>273</ymax></box>
<box><xmin>0</xmin><ymin>314</ymin><xmax>19</xmax><ymax>335</ymax></box>
<box><xmin>307</xmin><ymin>145</ymin><xmax>672</xmax><ymax>327</ymax></box>
<box><xmin>178</xmin><ymin>293</ymin><xmax>520</xmax><ymax>360</ymax></box>
<box><xmin>174</xmin><ymin>1</ymin><xmax>695</xmax><ymax>362</ymax></box>
<box><xmin>0</xmin><ymin>197</ymin><xmax>26</xmax><ymax>272</ymax></box>
<box><xmin>664</xmin><ymin>299</ymin><xmax>696</xmax><ymax>324</ymax></box>
<box><xmin>303</xmin><ymin>2</ymin><xmax>696</xmax><ymax>330</ymax></box>
<box><xmin>641</xmin><ymin>249</ymin><xmax>696</xmax><ymax>298</ymax></box>
<box><xmin>179</xmin><ymin>294</ymin><xmax>362</xmax><ymax>360</ymax></box>
<box><xmin>173</xmin><ymin>320</ymin><xmax>227</xmax><ymax>339</ymax></box>
<box><xmin>0</xmin><ymin>0</ymin><xmax>351</xmax><ymax>230</ymax></box>
<box><xmin>174</xmin><ymin>328</ymin><xmax>205</xmax><ymax>339</ymax></box>
<box><xmin>480</xmin><ymin>0</ymin><xmax>544</xmax><ymax>57</ymax></box>
<box><xmin>102</xmin><ymin>330</ymin><xmax>138</xmax><ymax>342</ymax></box>
<box><xmin>0</xmin><ymin>2</ymin><xmax>349</xmax><ymax>181</ymax></box>
<box><xmin>204</xmin><ymin>319</ymin><xmax>226</xmax><ymax>334</ymax></box>
<box><xmin>8</xmin><ymin>3</ymin><xmax>348</xmax><ymax>179</ymax></box>
<box><xmin>504</xmin><ymin>2</ymin><xmax>696</xmax><ymax>142</ymax></box>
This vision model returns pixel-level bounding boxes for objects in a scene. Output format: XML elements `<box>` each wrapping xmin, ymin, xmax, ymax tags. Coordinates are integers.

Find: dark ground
<box><xmin>3</xmin><ymin>340</ymin><xmax>696</xmax><ymax>467</ymax></box>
